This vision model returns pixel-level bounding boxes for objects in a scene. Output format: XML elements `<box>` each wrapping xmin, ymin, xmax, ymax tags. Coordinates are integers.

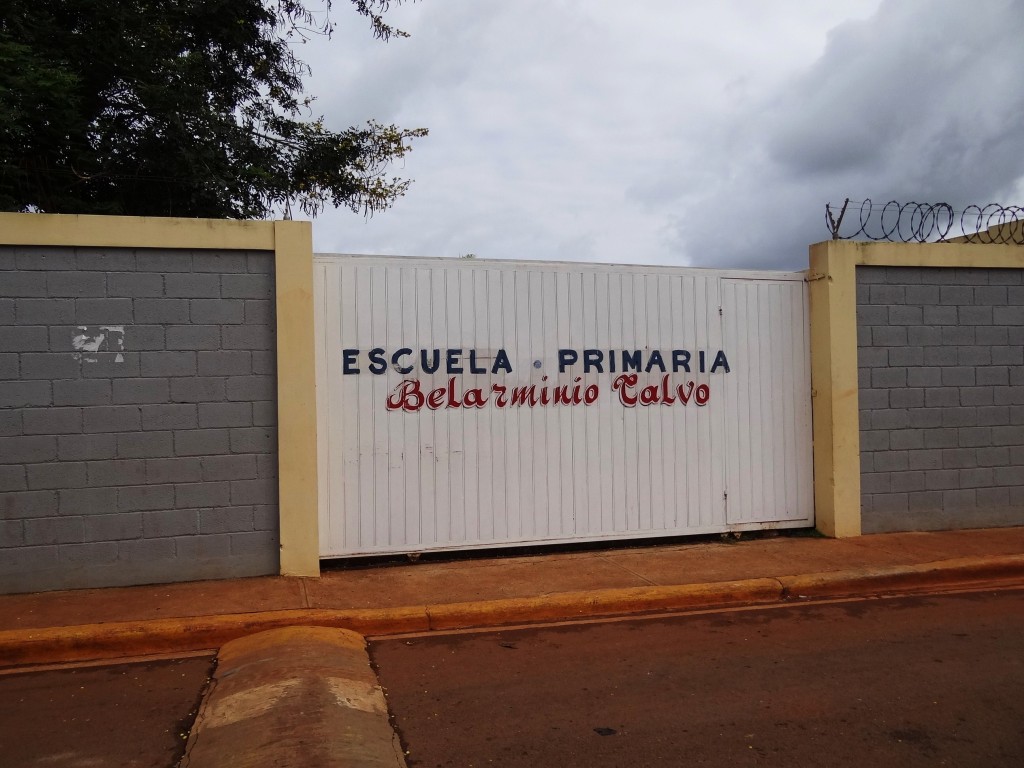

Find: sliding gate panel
<box><xmin>315</xmin><ymin>255</ymin><xmax>812</xmax><ymax>557</ymax></box>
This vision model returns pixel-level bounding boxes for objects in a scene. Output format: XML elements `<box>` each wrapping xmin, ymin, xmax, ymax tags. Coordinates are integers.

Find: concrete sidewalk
<box><xmin>2</xmin><ymin>527</ymin><xmax>1024</xmax><ymax>666</ymax></box>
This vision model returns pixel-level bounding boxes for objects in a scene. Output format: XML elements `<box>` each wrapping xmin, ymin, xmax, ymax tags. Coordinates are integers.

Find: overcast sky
<box><xmin>297</xmin><ymin>0</ymin><xmax>1024</xmax><ymax>270</ymax></box>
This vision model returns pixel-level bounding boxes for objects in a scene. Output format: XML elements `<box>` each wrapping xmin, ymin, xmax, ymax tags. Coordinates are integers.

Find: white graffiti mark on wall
<box><xmin>72</xmin><ymin>326</ymin><xmax>125</xmax><ymax>363</ymax></box>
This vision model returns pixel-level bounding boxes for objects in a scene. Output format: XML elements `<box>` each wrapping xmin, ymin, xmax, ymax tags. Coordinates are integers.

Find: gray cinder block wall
<box><xmin>0</xmin><ymin>246</ymin><xmax>279</xmax><ymax>593</ymax></box>
<box><xmin>857</xmin><ymin>265</ymin><xmax>1024</xmax><ymax>533</ymax></box>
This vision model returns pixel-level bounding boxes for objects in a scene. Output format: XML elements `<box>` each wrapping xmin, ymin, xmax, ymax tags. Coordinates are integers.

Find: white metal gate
<box><xmin>314</xmin><ymin>255</ymin><xmax>812</xmax><ymax>557</ymax></box>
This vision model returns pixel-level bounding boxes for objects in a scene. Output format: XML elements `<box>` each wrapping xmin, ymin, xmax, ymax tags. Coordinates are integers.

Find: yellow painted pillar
<box><xmin>274</xmin><ymin>221</ymin><xmax>320</xmax><ymax>576</ymax></box>
<box><xmin>808</xmin><ymin>240</ymin><xmax>862</xmax><ymax>537</ymax></box>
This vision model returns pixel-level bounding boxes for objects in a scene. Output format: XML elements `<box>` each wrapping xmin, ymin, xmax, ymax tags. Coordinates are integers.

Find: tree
<box><xmin>0</xmin><ymin>0</ymin><xmax>427</xmax><ymax>218</ymax></box>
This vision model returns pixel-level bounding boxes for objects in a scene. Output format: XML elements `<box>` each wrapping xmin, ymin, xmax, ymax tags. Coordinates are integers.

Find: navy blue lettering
<box><xmin>421</xmin><ymin>349</ymin><xmax>441</xmax><ymax>374</ymax></box>
<box><xmin>711</xmin><ymin>350</ymin><xmax>730</xmax><ymax>373</ymax></box>
<box><xmin>582</xmin><ymin>349</ymin><xmax>604</xmax><ymax>373</ymax></box>
<box><xmin>392</xmin><ymin>348</ymin><xmax>413</xmax><ymax>374</ymax></box>
<box><xmin>342</xmin><ymin>349</ymin><xmax>360</xmax><ymax>374</ymax></box>
<box><xmin>368</xmin><ymin>348</ymin><xmax>387</xmax><ymax>374</ymax></box>
<box><xmin>672</xmin><ymin>350</ymin><xmax>690</xmax><ymax>372</ymax></box>
<box><xmin>645</xmin><ymin>350</ymin><xmax>666</xmax><ymax>373</ymax></box>
<box><xmin>447</xmin><ymin>349</ymin><xmax>463</xmax><ymax>374</ymax></box>
<box><xmin>493</xmin><ymin>349</ymin><xmax>513</xmax><ymax>374</ymax></box>
<box><xmin>558</xmin><ymin>349</ymin><xmax>578</xmax><ymax>372</ymax></box>
<box><xmin>622</xmin><ymin>350</ymin><xmax>642</xmax><ymax>372</ymax></box>
<box><xmin>469</xmin><ymin>350</ymin><xmax>486</xmax><ymax>374</ymax></box>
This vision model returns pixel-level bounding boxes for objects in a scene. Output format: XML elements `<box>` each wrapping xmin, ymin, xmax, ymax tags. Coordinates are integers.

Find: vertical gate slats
<box><xmin>316</xmin><ymin>257</ymin><xmax>812</xmax><ymax>557</ymax></box>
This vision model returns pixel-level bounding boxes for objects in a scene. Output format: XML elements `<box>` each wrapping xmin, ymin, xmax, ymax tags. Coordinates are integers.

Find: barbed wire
<box><xmin>825</xmin><ymin>199</ymin><xmax>1024</xmax><ymax>244</ymax></box>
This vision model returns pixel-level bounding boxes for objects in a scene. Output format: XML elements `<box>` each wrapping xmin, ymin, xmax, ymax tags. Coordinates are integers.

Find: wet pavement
<box><xmin>0</xmin><ymin>654</ymin><xmax>214</xmax><ymax>768</ymax></box>
<box><xmin>372</xmin><ymin>587</ymin><xmax>1024</xmax><ymax>767</ymax></box>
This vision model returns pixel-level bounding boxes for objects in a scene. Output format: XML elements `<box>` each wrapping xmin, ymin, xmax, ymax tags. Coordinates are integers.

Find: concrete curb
<box><xmin>181</xmin><ymin>626</ymin><xmax>406</xmax><ymax>768</ymax></box>
<box><xmin>2</xmin><ymin>554</ymin><xmax>1023</xmax><ymax>668</ymax></box>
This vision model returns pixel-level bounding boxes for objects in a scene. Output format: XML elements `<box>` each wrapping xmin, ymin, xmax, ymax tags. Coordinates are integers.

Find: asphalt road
<box><xmin>0</xmin><ymin>654</ymin><xmax>214</xmax><ymax>768</ymax></box>
<box><xmin>372</xmin><ymin>588</ymin><xmax>1024</xmax><ymax>767</ymax></box>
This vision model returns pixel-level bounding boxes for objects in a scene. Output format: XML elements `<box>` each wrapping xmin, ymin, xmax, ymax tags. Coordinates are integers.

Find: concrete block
<box><xmin>0</xmin><ymin>381</ymin><xmax>53</xmax><ymax>408</ymax></box>
<box><xmin>47</xmin><ymin>272</ymin><xmax>107</xmax><ymax>298</ymax></box>
<box><xmin>993</xmin><ymin>306</ymin><xmax>1024</xmax><ymax>325</ymax></box>
<box><xmin>859</xmin><ymin>429</ymin><xmax>889</xmax><ymax>452</ymax></box>
<box><xmin>977</xmin><ymin>366</ymin><xmax>1010</xmax><ymax>386</ymax></box>
<box><xmin>889</xmin><ymin>388</ymin><xmax>924</xmax><ymax>408</ymax></box>
<box><xmin>23</xmin><ymin>407</ymin><xmax>82</xmax><ymax>435</ymax></box>
<box><xmin>201</xmin><ymin>454</ymin><xmax>258</xmax><ymax>482</ymax></box>
<box><xmin>244</xmin><ymin>300</ymin><xmax>273</xmax><ymax>324</ymax></box>
<box><xmin>170</xmin><ymin>377</ymin><xmax>226</xmax><ymax>403</ymax></box>
<box><xmin>142</xmin><ymin>508</ymin><xmax>199</xmax><ymax>538</ymax></box>
<box><xmin>58</xmin><ymin>487</ymin><xmax>117</xmax><ymax>516</ymax></box>
<box><xmin>855</xmin><ymin>267</ymin><xmax>887</xmax><ymax>285</ymax></box>
<box><xmin>871</xmin><ymin>368</ymin><xmax>907</xmax><ymax>388</ymax></box>
<box><xmin>2</xmin><ymin>271</ymin><xmax>49</xmax><ymax>297</ymax></box>
<box><xmin>117</xmin><ymin>540</ymin><xmax>178</xmax><ymax>565</ymax></box>
<box><xmin>57</xmin><ymin>434</ymin><xmax>116</xmax><ymax>461</ymax></box>
<box><xmin>907</xmin><ymin>326</ymin><xmax>942</xmax><ymax>346</ymax></box>
<box><xmin>175</xmin><ymin>481</ymin><xmax>231</xmax><ymax>509</ymax></box>
<box><xmin>146</xmin><ymin>457</ymin><xmax>203</xmax><ymax>484</ymax></box>
<box><xmin>975</xmin><ymin>326</ymin><xmax>1009</xmax><ymax>345</ymax></box>
<box><xmin>75</xmin><ymin>248</ymin><xmax>136</xmax><ymax>272</ymax></box>
<box><xmin>942</xmin><ymin>489</ymin><xmax>977</xmax><ymax>511</ymax></box>
<box><xmin>991</xmin><ymin>425</ymin><xmax>1024</xmax><ymax>444</ymax></box>
<box><xmin>957</xmin><ymin>346</ymin><xmax>991</xmax><ymax>366</ymax></box>
<box><xmin>975</xmin><ymin>286</ymin><xmax>1008</xmax><ymax>304</ymax></box>
<box><xmin>907</xmin><ymin>368</ymin><xmax>941</xmax><ymax>387</ymax></box>
<box><xmin>857</xmin><ymin>388</ymin><xmax>888</xmax><ymax>410</ymax></box>
<box><xmin>221</xmin><ymin>274</ymin><xmax>274</xmax><ymax>299</ymax></box>
<box><xmin>890</xmin><ymin>429</ymin><xmax>925</xmax><ymax>450</ymax></box>
<box><xmin>107</xmin><ymin>272</ymin><xmax>165</xmax><ymax>297</ymax></box>
<box><xmin>856</xmin><ymin>347</ymin><xmax>887</xmax><ymax>368</ymax></box>
<box><xmin>142</xmin><ymin>404</ymin><xmax>198</xmax><ymax>431</ymax></box>
<box><xmin>924</xmin><ymin>388</ymin><xmax>959</xmax><ymax>408</ymax></box>
<box><xmin>222</xmin><ymin>325</ymin><xmax>273</xmax><ymax>351</ymax></box>
<box><xmin>257</xmin><ymin>454</ymin><xmax>277</xmax><ymax>479</ymax></box>
<box><xmin>80</xmin><ymin>353</ymin><xmax>141</xmax><ymax>378</ymax></box>
<box><xmin>857</xmin><ymin>305</ymin><xmax>888</xmax><ymax>325</ymax></box>
<box><xmin>907</xmin><ymin>408</ymin><xmax>942</xmax><ymax>428</ymax></box>
<box><xmin>890</xmin><ymin>471</ymin><xmax>926</xmax><ymax>493</ymax></box>
<box><xmin>888</xmin><ymin>306</ymin><xmax>923</xmax><ymax>325</ymax></box>
<box><xmin>15</xmin><ymin>298</ymin><xmax>76</xmax><ymax>325</ymax></box>
<box><xmin>252</xmin><ymin>505</ymin><xmax>277</xmax><ymax>531</ymax></box>
<box><xmin>0</xmin><ymin>298</ymin><xmax>12</xmax><ymax>324</ymax></box>
<box><xmin>230</xmin><ymin>427</ymin><xmax>276</xmax><ymax>454</ymax></box>
<box><xmin>977</xmin><ymin>487</ymin><xmax>1010</xmax><ymax>506</ymax></box>
<box><xmin>0</xmin><ymin>411</ymin><xmax>21</xmax><ymax>437</ymax></box>
<box><xmin>872</xmin><ymin>450</ymin><xmax>909</xmax><ymax>472</ymax></box>
<box><xmin>905</xmin><ymin>285</ymin><xmax>940</xmax><ymax>304</ymax></box>
<box><xmin>958</xmin><ymin>426</ymin><xmax>994</xmax><ymax>447</ymax></box>
<box><xmin>165</xmin><ymin>326</ymin><xmax>222</xmax><ymax>351</ymax></box>
<box><xmin>59</xmin><ymin>541</ymin><xmax>118</xmax><ymax>565</ymax></box>
<box><xmin>125</xmin><ymin>325</ymin><xmax>166</xmax><ymax>351</ymax></box>
<box><xmin>960</xmin><ymin>387</ymin><xmax>994</xmax><ymax>407</ymax></box>
<box><xmin>954</xmin><ymin>268</ymin><xmax>991</xmax><ymax>285</ymax></box>
<box><xmin>871</xmin><ymin>492</ymin><xmax>909</xmax><ymax>513</ymax></box>
<box><xmin>193</xmin><ymin>252</ymin><xmax>249</xmax><ymax>273</ymax></box>
<box><xmin>856</xmin><ymin>325</ymin><xmax>871</xmax><ymax>348</ymax></box>
<box><xmin>989</xmin><ymin>270</ymin><xmax>1022</xmax><ymax>285</ymax></box>
<box><xmin>1011</xmin><ymin>406</ymin><xmax>1024</xmax><ymax>425</ymax></box>
<box><xmin>229</xmin><ymin>530</ymin><xmax>278</xmax><ymax>555</ymax></box>
<box><xmin>134</xmin><ymin>299</ymin><xmax>190</xmax><ymax>324</ymax></box>
<box><xmin>20</xmin><ymin>352</ymin><xmax>81</xmax><ymax>380</ymax></box>
<box><xmin>14</xmin><ymin>247</ymin><xmax>77</xmax><ymax>271</ymax></box>
<box><xmin>197</xmin><ymin>351</ymin><xmax>252</xmax><ymax>376</ymax></box>
<box><xmin>53</xmin><ymin>379</ymin><xmax>112</xmax><ymax>406</ymax></box>
<box><xmin>137</xmin><ymin>250</ymin><xmax>192</xmax><ymax>272</ymax></box>
<box><xmin>27</xmin><ymin>461</ymin><xmax>87</xmax><ymax>490</ymax></box>
<box><xmin>925</xmin><ymin>470</ymin><xmax>959</xmax><ymax>490</ymax></box>
<box><xmin>84</xmin><ymin>513</ymin><xmax>144</xmax><ymax>541</ymax></box>
<box><xmin>0</xmin><ymin>490</ymin><xmax>57</xmax><ymax>519</ymax></box>
<box><xmin>0</xmin><ymin>519</ymin><xmax>25</xmax><ymax>547</ymax></box>
<box><xmin>923</xmin><ymin>429</ymin><xmax>958</xmax><ymax>449</ymax></box>
<box><xmin>141</xmin><ymin>351</ymin><xmax>197</xmax><ymax>377</ymax></box>
<box><xmin>116</xmin><ymin>431</ymin><xmax>174</xmax><ymax>459</ymax></box>
<box><xmin>908</xmin><ymin>491</ymin><xmax>943</xmax><ymax>511</ymax></box>
<box><xmin>86</xmin><ymin>459</ymin><xmax>147</xmax><ymax>488</ymax></box>
<box><xmin>198</xmin><ymin>402</ymin><xmax>252</xmax><ymax>429</ymax></box>
<box><xmin>994</xmin><ymin>386</ymin><xmax>1024</xmax><ymax>406</ymax></box>
<box><xmin>860</xmin><ymin>452</ymin><xmax>873</xmax><ymax>473</ymax></box>
<box><xmin>939</xmin><ymin>286</ymin><xmax>973</xmax><ymax>305</ymax></box>
<box><xmin>75</xmin><ymin>298</ymin><xmax>134</xmax><ymax>324</ymax></box>
<box><xmin>959</xmin><ymin>467</ymin><xmax>995</xmax><ymax>488</ymax></box>
<box><xmin>174</xmin><ymin>534</ymin><xmax>231</xmax><ymax>561</ymax></box>
<box><xmin>0</xmin><ymin>544</ymin><xmax>59</xmax><ymax>574</ymax></box>
<box><xmin>957</xmin><ymin>305</ymin><xmax>993</xmax><ymax>325</ymax></box>
<box><xmin>976</xmin><ymin>446</ymin><xmax>1010</xmax><ymax>466</ymax></box>
<box><xmin>0</xmin><ymin>326</ymin><xmax>49</xmax><ymax>351</ymax></box>
<box><xmin>82</xmin><ymin>405</ymin><xmax>142</xmax><ymax>434</ymax></box>
<box><xmin>118</xmin><ymin>484</ymin><xmax>175</xmax><ymax>512</ymax></box>
<box><xmin>940</xmin><ymin>406</ymin><xmax>978</xmax><ymax>427</ymax></box>
<box><xmin>941</xmin><ymin>326</ymin><xmax>975</xmax><ymax>345</ymax></box>
<box><xmin>991</xmin><ymin>346</ymin><xmax>1024</xmax><ymax>365</ymax></box>
<box><xmin>165</xmin><ymin>273</ymin><xmax>221</xmax><ymax>298</ymax></box>
<box><xmin>941</xmin><ymin>448</ymin><xmax>978</xmax><ymax>469</ymax></box>
<box><xmin>112</xmin><ymin>378</ymin><xmax>170</xmax><ymax>404</ymax></box>
<box><xmin>24</xmin><ymin>517</ymin><xmax>85</xmax><ymax>546</ymax></box>
<box><xmin>871</xmin><ymin>326</ymin><xmax>907</xmax><ymax>346</ymax></box>
<box><xmin>190</xmin><ymin>299</ymin><xmax>244</xmax><ymax>325</ymax></box>
<box><xmin>199</xmin><ymin>506</ymin><xmax>254</xmax><ymax>534</ymax></box>
<box><xmin>970</xmin><ymin>405</ymin><xmax>1003</xmax><ymax>430</ymax></box>
<box><xmin>923</xmin><ymin>347</ymin><xmax>956</xmax><ymax>366</ymax></box>
<box><xmin>0</xmin><ymin>353</ymin><xmax>17</xmax><ymax>380</ymax></box>
<box><xmin>226</xmin><ymin>376</ymin><xmax>276</xmax><ymax>402</ymax></box>
<box><xmin>887</xmin><ymin>347</ymin><xmax>924</xmax><ymax>367</ymax></box>
<box><xmin>0</xmin><ymin>435</ymin><xmax>57</xmax><ymax>464</ymax></box>
<box><xmin>174</xmin><ymin>429</ymin><xmax>230</xmax><ymax>457</ymax></box>
<box><xmin>0</xmin><ymin>465</ymin><xmax>27</xmax><ymax>492</ymax></box>
<box><xmin>247</xmin><ymin>253</ymin><xmax>274</xmax><ymax>273</ymax></box>
<box><xmin>939</xmin><ymin>367</ymin><xmax>974</xmax><ymax>387</ymax></box>
<box><xmin>869</xmin><ymin>285</ymin><xmax>905</xmax><ymax>303</ymax></box>
<box><xmin>251</xmin><ymin>352</ymin><xmax>275</xmax><ymax>376</ymax></box>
